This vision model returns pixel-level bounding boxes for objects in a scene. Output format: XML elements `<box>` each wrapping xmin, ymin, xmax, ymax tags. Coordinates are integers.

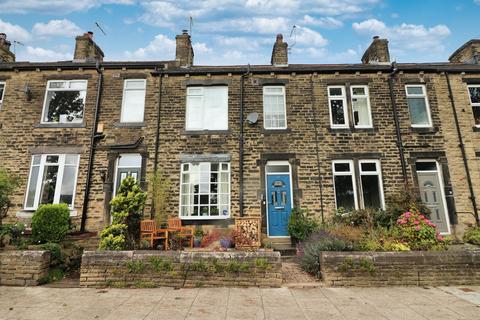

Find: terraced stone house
<box><xmin>0</xmin><ymin>30</ymin><xmax>478</xmax><ymax>240</ymax></box>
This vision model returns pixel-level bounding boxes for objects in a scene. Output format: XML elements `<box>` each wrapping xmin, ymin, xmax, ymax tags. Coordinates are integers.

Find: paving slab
<box><xmin>0</xmin><ymin>286</ymin><xmax>479</xmax><ymax>320</ymax></box>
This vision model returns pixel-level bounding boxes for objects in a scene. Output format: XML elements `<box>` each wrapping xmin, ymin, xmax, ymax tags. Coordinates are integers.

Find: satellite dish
<box><xmin>246</xmin><ymin>112</ymin><xmax>258</xmax><ymax>125</ymax></box>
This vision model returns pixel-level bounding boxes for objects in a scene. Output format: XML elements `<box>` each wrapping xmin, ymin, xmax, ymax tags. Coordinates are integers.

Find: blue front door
<box><xmin>267</xmin><ymin>174</ymin><xmax>292</xmax><ymax>236</ymax></box>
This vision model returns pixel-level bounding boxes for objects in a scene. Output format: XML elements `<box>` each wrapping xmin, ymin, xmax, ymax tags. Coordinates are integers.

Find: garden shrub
<box><xmin>297</xmin><ymin>229</ymin><xmax>353</xmax><ymax>276</ymax></box>
<box><xmin>40</xmin><ymin>242</ymin><xmax>64</xmax><ymax>265</ymax></box>
<box><xmin>393</xmin><ymin>210</ymin><xmax>445</xmax><ymax>250</ymax></box>
<box><xmin>99</xmin><ymin>176</ymin><xmax>146</xmax><ymax>250</ymax></box>
<box><xmin>288</xmin><ymin>208</ymin><xmax>319</xmax><ymax>242</ymax></box>
<box><xmin>463</xmin><ymin>227</ymin><xmax>480</xmax><ymax>246</ymax></box>
<box><xmin>0</xmin><ymin>222</ymin><xmax>26</xmax><ymax>247</ymax></box>
<box><xmin>31</xmin><ymin>204</ymin><xmax>70</xmax><ymax>243</ymax></box>
<box><xmin>0</xmin><ymin>168</ymin><xmax>19</xmax><ymax>226</ymax></box>
<box><xmin>383</xmin><ymin>190</ymin><xmax>431</xmax><ymax>228</ymax></box>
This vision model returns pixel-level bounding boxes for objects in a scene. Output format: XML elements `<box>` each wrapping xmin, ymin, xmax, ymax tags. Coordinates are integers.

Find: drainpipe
<box><xmin>80</xmin><ymin>62</ymin><xmax>104</xmax><ymax>232</ymax></box>
<box><xmin>445</xmin><ymin>72</ymin><xmax>479</xmax><ymax>226</ymax></box>
<box><xmin>239</xmin><ymin>65</ymin><xmax>250</xmax><ymax>217</ymax></box>
<box><xmin>310</xmin><ymin>74</ymin><xmax>324</xmax><ymax>224</ymax></box>
<box><xmin>388</xmin><ymin>62</ymin><xmax>408</xmax><ymax>186</ymax></box>
<box><xmin>151</xmin><ymin>69</ymin><xmax>163</xmax><ymax>219</ymax></box>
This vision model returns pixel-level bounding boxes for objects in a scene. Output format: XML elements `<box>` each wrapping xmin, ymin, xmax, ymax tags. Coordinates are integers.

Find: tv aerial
<box><xmin>289</xmin><ymin>25</ymin><xmax>298</xmax><ymax>51</ymax></box>
<box><xmin>94</xmin><ymin>22</ymin><xmax>107</xmax><ymax>36</ymax></box>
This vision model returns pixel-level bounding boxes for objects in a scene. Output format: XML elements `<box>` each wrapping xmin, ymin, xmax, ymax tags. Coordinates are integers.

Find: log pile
<box><xmin>235</xmin><ymin>217</ymin><xmax>261</xmax><ymax>249</ymax></box>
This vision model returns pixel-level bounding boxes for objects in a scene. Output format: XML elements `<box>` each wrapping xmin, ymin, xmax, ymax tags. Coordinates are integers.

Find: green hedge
<box><xmin>31</xmin><ymin>204</ymin><xmax>70</xmax><ymax>243</ymax></box>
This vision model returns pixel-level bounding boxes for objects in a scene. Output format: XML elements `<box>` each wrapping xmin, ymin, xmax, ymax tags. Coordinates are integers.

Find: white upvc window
<box><xmin>405</xmin><ymin>85</ymin><xmax>432</xmax><ymax>128</ymax></box>
<box><xmin>351</xmin><ymin>85</ymin><xmax>372</xmax><ymax>128</ymax></box>
<box><xmin>467</xmin><ymin>85</ymin><xmax>480</xmax><ymax>127</ymax></box>
<box><xmin>328</xmin><ymin>86</ymin><xmax>349</xmax><ymax>128</ymax></box>
<box><xmin>263</xmin><ymin>86</ymin><xmax>287</xmax><ymax>129</ymax></box>
<box><xmin>179</xmin><ymin>162</ymin><xmax>230</xmax><ymax>219</ymax></box>
<box><xmin>186</xmin><ymin>86</ymin><xmax>228</xmax><ymax>131</ymax></box>
<box><xmin>332</xmin><ymin>159</ymin><xmax>385</xmax><ymax>211</ymax></box>
<box><xmin>0</xmin><ymin>81</ymin><xmax>5</xmax><ymax>110</ymax></box>
<box><xmin>24</xmin><ymin>154</ymin><xmax>80</xmax><ymax>210</ymax></box>
<box><xmin>121</xmin><ymin>79</ymin><xmax>146</xmax><ymax>123</ymax></box>
<box><xmin>42</xmin><ymin>80</ymin><xmax>87</xmax><ymax>123</ymax></box>
<box><xmin>332</xmin><ymin>160</ymin><xmax>358</xmax><ymax>211</ymax></box>
<box><xmin>358</xmin><ymin>160</ymin><xmax>385</xmax><ymax>210</ymax></box>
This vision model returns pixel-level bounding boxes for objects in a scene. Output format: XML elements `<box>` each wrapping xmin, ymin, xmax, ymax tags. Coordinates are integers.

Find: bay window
<box><xmin>263</xmin><ymin>86</ymin><xmax>287</xmax><ymax>129</ymax></box>
<box><xmin>25</xmin><ymin>154</ymin><xmax>80</xmax><ymax>210</ymax></box>
<box><xmin>180</xmin><ymin>162</ymin><xmax>230</xmax><ymax>219</ymax></box>
<box><xmin>186</xmin><ymin>86</ymin><xmax>228</xmax><ymax>131</ymax></box>
<box><xmin>121</xmin><ymin>79</ymin><xmax>146</xmax><ymax>123</ymax></box>
<box><xmin>405</xmin><ymin>85</ymin><xmax>432</xmax><ymax>127</ymax></box>
<box><xmin>42</xmin><ymin>80</ymin><xmax>87</xmax><ymax>123</ymax></box>
<box><xmin>467</xmin><ymin>85</ymin><xmax>480</xmax><ymax>126</ymax></box>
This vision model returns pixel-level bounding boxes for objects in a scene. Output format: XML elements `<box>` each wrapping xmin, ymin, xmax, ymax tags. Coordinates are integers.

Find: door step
<box><xmin>272</xmin><ymin>243</ymin><xmax>297</xmax><ymax>260</ymax></box>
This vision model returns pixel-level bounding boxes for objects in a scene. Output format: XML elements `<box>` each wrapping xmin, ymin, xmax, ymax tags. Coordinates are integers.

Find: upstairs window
<box><xmin>328</xmin><ymin>86</ymin><xmax>348</xmax><ymax>128</ymax></box>
<box><xmin>263</xmin><ymin>86</ymin><xmax>287</xmax><ymax>129</ymax></box>
<box><xmin>351</xmin><ymin>85</ymin><xmax>372</xmax><ymax>128</ymax></box>
<box><xmin>405</xmin><ymin>85</ymin><xmax>432</xmax><ymax>127</ymax></box>
<box><xmin>467</xmin><ymin>85</ymin><xmax>480</xmax><ymax>127</ymax></box>
<box><xmin>121</xmin><ymin>79</ymin><xmax>146</xmax><ymax>123</ymax></box>
<box><xmin>25</xmin><ymin>154</ymin><xmax>80</xmax><ymax>210</ymax></box>
<box><xmin>42</xmin><ymin>80</ymin><xmax>87</xmax><ymax>123</ymax></box>
<box><xmin>180</xmin><ymin>162</ymin><xmax>230</xmax><ymax>219</ymax></box>
<box><xmin>0</xmin><ymin>81</ymin><xmax>5</xmax><ymax>109</ymax></box>
<box><xmin>186</xmin><ymin>86</ymin><xmax>228</xmax><ymax>131</ymax></box>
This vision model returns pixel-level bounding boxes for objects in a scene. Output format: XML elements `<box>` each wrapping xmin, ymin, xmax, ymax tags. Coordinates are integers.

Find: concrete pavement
<box><xmin>1</xmin><ymin>285</ymin><xmax>479</xmax><ymax>320</ymax></box>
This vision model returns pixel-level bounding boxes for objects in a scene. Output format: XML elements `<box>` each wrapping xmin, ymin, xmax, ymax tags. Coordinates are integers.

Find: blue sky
<box><xmin>0</xmin><ymin>0</ymin><xmax>479</xmax><ymax>65</ymax></box>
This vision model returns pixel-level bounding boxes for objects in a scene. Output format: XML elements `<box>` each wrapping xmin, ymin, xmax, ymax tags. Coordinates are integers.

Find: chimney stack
<box><xmin>73</xmin><ymin>31</ymin><xmax>104</xmax><ymax>62</ymax></box>
<box><xmin>0</xmin><ymin>33</ymin><xmax>15</xmax><ymax>63</ymax></box>
<box><xmin>361</xmin><ymin>36</ymin><xmax>390</xmax><ymax>64</ymax></box>
<box><xmin>175</xmin><ymin>30</ymin><xmax>194</xmax><ymax>67</ymax></box>
<box><xmin>271</xmin><ymin>34</ymin><xmax>288</xmax><ymax>66</ymax></box>
<box><xmin>449</xmin><ymin>39</ymin><xmax>480</xmax><ymax>64</ymax></box>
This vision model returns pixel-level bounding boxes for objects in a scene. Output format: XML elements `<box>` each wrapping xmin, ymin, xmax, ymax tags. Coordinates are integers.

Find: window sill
<box><xmin>262</xmin><ymin>128</ymin><xmax>292</xmax><ymax>134</ymax></box>
<box><xmin>180</xmin><ymin>217</ymin><xmax>234</xmax><ymax>226</ymax></box>
<box><xmin>409</xmin><ymin>126</ymin><xmax>438</xmax><ymax>133</ymax></box>
<box><xmin>327</xmin><ymin>127</ymin><xmax>351</xmax><ymax>133</ymax></box>
<box><xmin>16</xmin><ymin>209</ymin><xmax>78</xmax><ymax>218</ymax></box>
<box><xmin>35</xmin><ymin>123</ymin><xmax>86</xmax><ymax>128</ymax></box>
<box><xmin>182</xmin><ymin>129</ymin><xmax>230</xmax><ymax>136</ymax></box>
<box><xmin>113</xmin><ymin>122</ymin><xmax>145</xmax><ymax>128</ymax></box>
<box><xmin>473</xmin><ymin>126</ymin><xmax>480</xmax><ymax>132</ymax></box>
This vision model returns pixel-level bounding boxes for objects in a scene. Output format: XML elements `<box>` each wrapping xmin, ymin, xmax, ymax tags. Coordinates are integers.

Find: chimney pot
<box><xmin>74</xmin><ymin>31</ymin><xmax>104</xmax><ymax>62</ymax></box>
<box><xmin>271</xmin><ymin>33</ymin><xmax>288</xmax><ymax>66</ymax></box>
<box><xmin>361</xmin><ymin>36</ymin><xmax>390</xmax><ymax>64</ymax></box>
<box><xmin>0</xmin><ymin>32</ymin><xmax>15</xmax><ymax>63</ymax></box>
<box><xmin>176</xmin><ymin>30</ymin><xmax>194</xmax><ymax>67</ymax></box>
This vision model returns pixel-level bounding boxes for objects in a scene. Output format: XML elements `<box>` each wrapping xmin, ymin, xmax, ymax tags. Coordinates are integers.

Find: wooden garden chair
<box><xmin>167</xmin><ymin>217</ymin><xmax>194</xmax><ymax>248</ymax></box>
<box><xmin>140</xmin><ymin>220</ymin><xmax>168</xmax><ymax>249</ymax></box>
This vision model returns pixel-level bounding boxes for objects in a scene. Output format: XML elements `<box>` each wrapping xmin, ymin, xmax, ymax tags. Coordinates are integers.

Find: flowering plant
<box><xmin>394</xmin><ymin>209</ymin><xmax>444</xmax><ymax>250</ymax></box>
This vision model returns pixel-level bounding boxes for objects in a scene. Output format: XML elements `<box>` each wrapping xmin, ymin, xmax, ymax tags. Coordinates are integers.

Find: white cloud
<box><xmin>294</xmin><ymin>27</ymin><xmax>328</xmax><ymax>47</ymax></box>
<box><xmin>0</xmin><ymin>19</ymin><xmax>31</xmax><ymax>42</ymax></box>
<box><xmin>0</xmin><ymin>0</ymin><xmax>133</xmax><ymax>14</ymax></box>
<box><xmin>353</xmin><ymin>18</ymin><xmax>451</xmax><ymax>54</ymax></box>
<box><xmin>193</xmin><ymin>42</ymin><xmax>212</xmax><ymax>54</ymax></box>
<box><xmin>475</xmin><ymin>0</ymin><xmax>480</xmax><ymax>4</ymax></box>
<box><xmin>307</xmin><ymin>0</ymin><xmax>381</xmax><ymax>16</ymax></box>
<box><xmin>19</xmin><ymin>46</ymin><xmax>71</xmax><ymax>61</ymax></box>
<box><xmin>244</xmin><ymin>0</ymin><xmax>299</xmax><ymax>14</ymax></box>
<box><xmin>32</xmin><ymin>19</ymin><xmax>82</xmax><ymax>38</ymax></box>
<box><xmin>301</xmin><ymin>15</ymin><xmax>343</xmax><ymax>29</ymax></box>
<box><xmin>197</xmin><ymin>17</ymin><xmax>290</xmax><ymax>34</ymax></box>
<box><xmin>124</xmin><ymin>34</ymin><xmax>176</xmax><ymax>60</ymax></box>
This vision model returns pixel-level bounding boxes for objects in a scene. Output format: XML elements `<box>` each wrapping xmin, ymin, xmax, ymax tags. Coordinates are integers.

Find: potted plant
<box><xmin>287</xmin><ymin>208</ymin><xmax>319</xmax><ymax>246</ymax></box>
<box><xmin>193</xmin><ymin>227</ymin><xmax>204</xmax><ymax>248</ymax></box>
<box><xmin>220</xmin><ymin>230</ymin><xmax>234</xmax><ymax>249</ymax></box>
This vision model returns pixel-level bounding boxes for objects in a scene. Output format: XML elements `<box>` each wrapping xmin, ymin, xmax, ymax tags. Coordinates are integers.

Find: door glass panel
<box><xmin>281</xmin><ymin>191</ymin><xmax>287</xmax><ymax>206</ymax></box>
<box><xmin>271</xmin><ymin>192</ymin><xmax>277</xmax><ymax>206</ymax></box>
<box><xmin>266</xmin><ymin>165</ymin><xmax>289</xmax><ymax>173</ymax></box>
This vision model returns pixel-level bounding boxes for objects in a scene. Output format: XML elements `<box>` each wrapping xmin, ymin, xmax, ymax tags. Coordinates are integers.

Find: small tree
<box><xmin>0</xmin><ymin>168</ymin><xmax>19</xmax><ymax>227</ymax></box>
<box><xmin>99</xmin><ymin>177</ymin><xmax>147</xmax><ymax>250</ymax></box>
<box><xmin>149</xmin><ymin>169</ymin><xmax>171</xmax><ymax>226</ymax></box>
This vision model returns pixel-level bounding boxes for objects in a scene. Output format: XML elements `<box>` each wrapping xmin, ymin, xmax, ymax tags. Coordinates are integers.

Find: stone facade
<box><xmin>0</xmin><ymin>250</ymin><xmax>51</xmax><ymax>286</ymax></box>
<box><xmin>80</xmin><ymin>250</ymin><xmax>282</xmax><ymax>288</ymax></box>
<box><xmin>0</xmin><ymin>31</ymin><xmax>479</xmax><ymax>241</ymax></box>
<box><xmin>320</xmin><ymin>251</ymin><xmax>480</xmax><ymax>287</ymax></box>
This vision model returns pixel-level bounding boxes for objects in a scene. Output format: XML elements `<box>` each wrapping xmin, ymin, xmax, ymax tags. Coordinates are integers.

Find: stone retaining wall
<box><xmin>0</xmin><ymin>250</ymin><xmax>51</xmax><ymax>286</ymax></box>
<box><xmin>80</xmin><ymin>250</ymin><xmax>282</xmax><ymax>288</ymax></box>
<box><xmin>320</xmin><ymin>250</ymin><xmax>480</xmax><ymax>287</ymax></box>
